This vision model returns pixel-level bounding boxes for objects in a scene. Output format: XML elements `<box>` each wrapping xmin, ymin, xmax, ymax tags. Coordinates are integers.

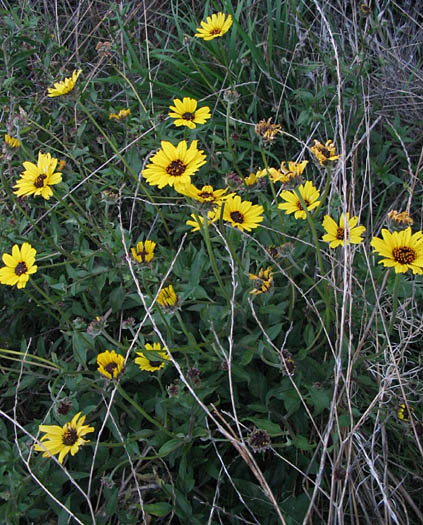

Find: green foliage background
<box><xmin>1</xmin><ymin>0</ymin><xmax>422</xmax><ymax>523</ymax></box>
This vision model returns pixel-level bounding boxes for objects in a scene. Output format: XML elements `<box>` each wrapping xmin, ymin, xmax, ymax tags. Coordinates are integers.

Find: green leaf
<box><xmin>243</xmin><ymin>417</ymin><xmax>282</xmax><ymax>435</ymax></box>
<box><xmin>109</xmin><ymin>285</ymin><xmax>125</xmax><ymax>312</ymax></box>
<box><xmin>143</xmin><ymin>502</ymin><xmax>172</xmax><ymax>517</ymax></box>
<box><xmin>158</xmin><ymin>438</ymin><xmax>183</xmax><ymax>457</ymax></box>
<box><xmin>292</xmin><ymin>435</ymin><xmax>315</xmax><ymax>451</ymax></box>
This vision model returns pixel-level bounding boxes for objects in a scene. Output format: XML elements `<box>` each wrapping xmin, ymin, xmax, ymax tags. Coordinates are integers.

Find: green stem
<box><xmin>31</xmin><ymin>279</ymin><xmax>72</xmax><ymax>328</ymax></box>
<box><xmin>313</xmin><ymin>166</ymin><xmax>332</xmax><ymax>216</ymax></box>
<box><xmin>388</xmin><ymin>273</ymin><xmax>401</xmax><ymax>336</ymax></box>
<box><xmin>294</xmin><ymin>188</ymin><xmax>325</xmax><ymax>280</ymax></box>
<box><xmin>0</xmin><ymin>348</ymin><xmax>61</xmax><ymax>369</ymax></box>
<box><xmin>117</xmin><ymin>384</ymin><xmax>175</xmax><ymax>438</ymax></box>
<box><xmin>225</xmin><ymin>102</ymin><xmax>244</xmax><ymax>181</ymax></box>
<box><xmin>260</xmin><ymin>147</ymin><xmax>284</xmax><ymax>234</ymax></box>
<box><xmin>293</xmin><ymin>188</ymin><xmax>331</xmax><ymax>329</ymax></box>
<box><xmin>77</xmin><ymin>101</ymin><xmax>173</xmax><ymax>247</ymax></box>
<box><xmin>196</xmin><ymin>209</ymin><xmax>231</xmax><ymax>305</ymax></box>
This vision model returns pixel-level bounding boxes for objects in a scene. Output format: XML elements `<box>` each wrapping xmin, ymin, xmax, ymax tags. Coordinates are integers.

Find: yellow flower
<box><xmin>186</xmin><ymin>209</ymin><xmax>219</xmax><ymax>232</ymax></box>
<box><xmin>245</xmin><ymin>168</ymin><xmax>276</xmax><ymax>186</ymax></box>
<box><xmin>47</xmin><ymin>69</ymin><xmax>82</xmax><ymax>97</ymax></box>
<box><xmin>14</xmin><ymin>151</ymin><xmax>62</xmax><ymax>200</ymax></box>
<box><xmin>322</xmin><ymin>213</ymin><xmax>366</xmax><ymax>248</ymax></box>
<box><xmin>220</xmin><ymin>195</ymin><xmax>264</xmax><ymax>232</ymax></box>
<box><xmin>176</xmin><ymin>183</ymin><xmax>232</xmax><ymax>206</ymax></box>
<box><xmin>310</xmin><ymin>139</ymin><xmax>340</xmax><ymax>166</ymax></box>
<box><xmin>278</xmin><ymin>181</ymin><xmax>321</xmax><ymax>220</ymax></box>
<box><xmin>169</xmin><ymin>97</ymin><xmax>211</xmax><ymax>129</ymax></box>
<box><xmin>0</xmin><ymin>243</ymin><xmax>37</xmax><ymax>289</ymax></box>
<box><xmin>254</xmin><ymin>118</ymin><xmax>282</xmax><ymax>144</ymax></box>
<box><xmin>109</xmin><ymin>108</ymin><xmax>131</xmax><ymax>120</ymax></box>
<box><xmin>4</xmin><ymin>134</ymin><xmax>20</xmax><ymax>148</ymax></box>
<box><xmin>135</xmin><ymin>342</ymin><xmax>170</xmax><ymax>372</ymax></box>
<box><xmin>370</xmin><ymin>227</ymin><xmax>423</xmax><ymax>274</ymax></box>
<box><xmin>398</xmin><ymin>403</ymin><xmax>413</xmax><ymax>421</ymax></box>
<box><xmin>249</xmin><ymin>267</ymin><xmax>273</xmax><ymax>295</ymax></box>
<box><xmin>195</xmin><ymin>12</ymin><xmax>233</xmax><ymax>40</ymax></box>
<box><xmin>34</xmin><ymin>412</ymin><xmax>94</xmax><ymax>464</ymax></box>
<box><xmin>272</xmin><ymin>161</ymin><xmax>308</xmax><ymax>184</ymax></box>
<box><xmin>97</xmin><ymin>350</ymin><xmax>124</xmax><ymax>380</ymax></box>
<box><xmin>157</xmin><ymin>285</ymin><xmax>178</xmax><ymax>308</ymax></box>
<box><xmin>387</xmin><ymin>209</ymin><xmax>413</xmax><ymax>227</ymax></box>
<box><xmin>131</xmin><ymin>240</ymin><xmax>156</xmax><ymax>263</ymax></box>
<box><xmin>142</xmin><ymin>140</ymin><xmax>206</xmax><ymax>190</ymax></box>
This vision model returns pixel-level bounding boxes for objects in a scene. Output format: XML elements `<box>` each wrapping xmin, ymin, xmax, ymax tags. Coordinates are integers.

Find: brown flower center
<box><xmin>136</xmin><ymin>249</ymin><xmax>148</xmax><ymax>262</ymax></box>
<box><xmin>230</xmin><ymin>211</ymin><xmax>244</xmax><ymax>223</ymax></box>
<box><xmin>14</xmin><ymin>262</ymin><xmax>28</xmax><ymax>276</ymax></box>
<box><xmin>319</xmin><ymin>147</ymin><xmax>331</xmax><ymax>158</ymax></box>
<box><xmin>199</xmin><ymin>191</ymin><xmax>213</xmax><ymax>200</ymax></box>
<box><xmin>34</xmin><ymin>174</ymin><xmax>47</xmax><ymax>188</ymax></box>
<box><xmin>182</xmin><ymin>112</ymin><xmax>195</xmax><ymax>121</ymax></box>
<box><xmin>166</xmin><ymin>160</ymin><xmax>187</xmax><ymax>177</ymax></box>
<box><xmin>296</xmin><ymin>199</ymin><xmax>310</xmax><ymax>211</ymax></box>
<box><xmin>336</xmin><ymin>227</ymin><xmax>348</xmax><ymax>240</ymax></box>
<box><xmin>210</xmin><ymin>28</ymin><xmax>222</xmax><ymax>35</ymax></box>
<box><xmin>62</xmin><ymin>427</ymin><xmax>78</xmax><ymax>446</ymax></box>
<box><xmin>149</xmin><ymin>360</ymin><xmax>162</xmax><ymax>368</ymax></box>
<box><xmin>392</xmin><ymin>246</ymin><xmax>416</xmax><ymax>265</ymax></box>
<box><xmin>105</xmin><ymin>362</ymin><xmax>118</xmax><ymax>377</ymax></box>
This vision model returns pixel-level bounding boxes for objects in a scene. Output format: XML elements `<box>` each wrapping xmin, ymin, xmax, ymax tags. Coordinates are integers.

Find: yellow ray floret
<box><xmin>47</xmin><ymin>69</ymin><xmax>82</xmax><ymax>97</ymax></box>
<box><xmin>131</xmin><ymin>240</ymin><xmax>156</xmax><ymax>263</ymax></box>
<box><xmin>0</xmin><ymin>242</ymin><xmax>37</xmax><ymax>289</ymax></box>
<box><xmin>278</xmin><ymin>180</ymin><xmax>320</xmax><ymax>220</ymax></box>
<box><xmin>195</xmin><ymin>12</ymin><xmax>233</xmax><ymax>40</ymax></box>
<box><xmin>135</xmin><ymin>343</ymin><xmax>170</xmax><ymax>372</ymax></box>
<box><xmin>14</xmin><ymin>151</ymin><xmax>62</xmax><ymax>200</ymax></box>
<box><xmin>221</xmin><ymin>195</ymin><xmax>264</xmax><ymax>232</ymax></box>
<box><xmin>322</xmin><ymin>213</ymin><xmax>366</xmax><ymax>248</ymax></box>
<box><xmin>370</xmin><ymin>227</ymin><xmax>423</xmax><ymax>274</ymax></box>
<box><xmin>34</xmin><ymin>412</ymin><xmax>94</xmax><ymax>464</ymax></box>
<box><xmin>142</xmin><ymin>140</ymin><xmax>206</xmax><ymax>190</ymax></box>
<box><xmin>4</xmin><ymin>134</ymin><xmax>20</xmax><ymax>148</ymax></box>
<box><xmin>97</xmin><ymin>349</ymin><xmax>125</xmax><ymax>380</ymax></box>
<box><xmin>169</xmin><ymin>97</ymin><xmax>211</xmax><ymax>129</ymax></box>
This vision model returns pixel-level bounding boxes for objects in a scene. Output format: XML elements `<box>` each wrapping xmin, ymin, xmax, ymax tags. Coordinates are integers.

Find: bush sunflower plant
<box><xmin>1</xmin><ymin>1</ymin><xmax>423</xmax><ymax>524</ymax></box>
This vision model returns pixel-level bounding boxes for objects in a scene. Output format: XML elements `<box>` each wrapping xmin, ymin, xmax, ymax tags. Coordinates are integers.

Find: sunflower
<box><xmin>278</xmin><ymin>180</ymin><xmax>320</xmax><ymax>220</ymax></box>
<box><xmin>142</xmin><ymin>140</ymin><xmax>206</xmax><ymax>190</ymax></box>
<box><xmin>177</xmin><ymin>183</ymin><xmax>231</xmax><ymax>206</ymax></box>
<box><xmin>97</xmin><ymin>350</ymin><xmax>124</xmax><ymax>380</ymax></box>
<box><xmin>245</xmin><ymin>168</ymin><xmax>276</xmax><ymax>186</ymax></box>
<box><xmin>398</xmin><ymin>403</ymin><xmax>414</xmax><ymax>421</ymax></box>
<box><xmin>0</xmin><ymin>243</ymin><xmax>37</xmax><ymax>289</ymax></box>
<box><xmin>4</xmin><ymin>134</ymin><xmax>20</xmax><ymax>148</ymax></box>
<box><xmin>135</xmin><ymin>343</ymin><xmax>170</xmax><ymax>372</ymax></box>
<box><xmin>370</xmin><ymin>227</ymin><xmax>423</xmax><ymax>274</ymax></box>
<box><xmin>195</xmin><ymin>12</ymin><xmax>233</xmax><ymax>40</ymax></box>
<box><xmin>168</xmin><ymin>97</ymin><xmax>211</xmax><ymax>129</ymax></box>
<box><xmin>14</xmin><ymin>151</ymin><xmax>62</xmax><ymax>200</ymax></box>
<box><xmin>157</xmin><ymin>285</ymin><xmax>178</xmax><ymax>308</ymax></box>
<box><xmin>186</xmin><ymin>209</ymin><xmax>219</xmax><ymax>232</ymax></box>
<box><xmin>109</xmin><ymin>108</ymin><xmax>131</xmax><ymax>120</ymax></box>
<box><xmin>322</xmin><ymin>213</ymin><xmax>366</xmax><ymax>248</ymax></box>
<box><xmin>387</xmin><ymin>209</ymin><xmax>413</xmax><ymax>227</ymax></box>
<box><xmin>272</xmin><ymin>160</ymin><xmax>308</xmax><ymax>184</ymax></box>
<box><xmin>221</xmin><ymin>195</ymin><xmax>264</xmax><ymax>232</ymax></box>
<box><xmin>47</xmin><ymin>69</ymin><xmax>82</xmax><ymax>97</ymax></box>
<box><xmin>310</xmin><ymin>139</ymin><xmax>339</xmax><ymax>166</ymax></box>
<box><xmin>131</xmin><ymin>240</ymin><xmax>156</xmax><ymax>263</ymax></box>
<box><xmin>254</xmin><ymin>118</ymin><xmax>282</xmax><ymax>144</ymax></box>
<box><xmin>34</xmin><ymin>412</ymin><xmax>94</xmax><ymax>464</ymax></box>
<box><xmin>249</xmin><ymin>267</ymin><xmax>273</xmax><ymax>295</ymax></box>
